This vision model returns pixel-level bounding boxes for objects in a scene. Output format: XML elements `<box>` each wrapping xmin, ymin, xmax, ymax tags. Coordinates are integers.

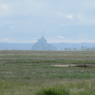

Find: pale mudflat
<box><xmin>51</xmin><ymin>64</ymin><xmax>75</xmax><ymax>67</ymax></box>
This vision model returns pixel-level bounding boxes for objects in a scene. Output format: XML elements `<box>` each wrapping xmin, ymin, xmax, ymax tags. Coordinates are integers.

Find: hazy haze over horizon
<box><xmin>0</xmin><ymin>0</ymin><xmax>95</xmax><ymax>43</ymax></box>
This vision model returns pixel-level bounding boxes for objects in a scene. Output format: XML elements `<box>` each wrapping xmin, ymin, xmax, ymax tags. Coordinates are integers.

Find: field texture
<box><xmin>0</xmin><ymin>50</ymin><xmax>95</xmax><ymax>95</ymax></box>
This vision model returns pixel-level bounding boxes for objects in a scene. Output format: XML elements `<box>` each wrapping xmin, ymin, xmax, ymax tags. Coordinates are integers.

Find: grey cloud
<box><xmin>0</xmin><ymin>0</ymin><xmax>95</xmax><ymax>43</ymax></box>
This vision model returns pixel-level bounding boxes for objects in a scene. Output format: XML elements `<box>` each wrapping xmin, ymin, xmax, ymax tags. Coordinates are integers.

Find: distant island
<box><xmin>32</xmin><ymin>35</ymin><xmax>56</xmax><ymax>50</ymax></box>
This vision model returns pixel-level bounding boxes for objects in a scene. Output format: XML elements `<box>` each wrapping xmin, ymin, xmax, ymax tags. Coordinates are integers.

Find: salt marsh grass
<box><xmin>0</xmin><ymin>50</ymin><xmax>95</xmax><ymax>95</ymax></box>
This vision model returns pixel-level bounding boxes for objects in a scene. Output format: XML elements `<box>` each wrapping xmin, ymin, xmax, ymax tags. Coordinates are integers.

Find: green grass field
<box><xmin>0</xmin><ymin>50</ymin><xmax>95</xmax><ymax>95</ymax></box>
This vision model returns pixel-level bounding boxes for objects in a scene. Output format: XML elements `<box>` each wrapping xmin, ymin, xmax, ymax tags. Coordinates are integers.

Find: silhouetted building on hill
<box><xmin>32</xmin><ymin>35</ymin><xmax>56</xmax><ymax>50</ymax></box>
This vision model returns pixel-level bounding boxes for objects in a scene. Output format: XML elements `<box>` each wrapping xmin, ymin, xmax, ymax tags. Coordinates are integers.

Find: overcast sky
<box><xmin>0</xmin><ymin>0</ymin><xmax>95</xmax><ymax>43</ymax></box>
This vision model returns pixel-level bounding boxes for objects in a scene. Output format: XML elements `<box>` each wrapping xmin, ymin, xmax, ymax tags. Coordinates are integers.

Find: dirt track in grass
<box><xmin>51</xmin><ymin>64</ymin><xmax>76</xmax><ymax>67</ymax></box>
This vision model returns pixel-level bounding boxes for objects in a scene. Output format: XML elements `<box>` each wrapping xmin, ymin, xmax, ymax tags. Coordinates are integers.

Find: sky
<box><xmin>0</xmin><ymin>0</ymin><xmax>95</xmax><ymax>43</ymax></box>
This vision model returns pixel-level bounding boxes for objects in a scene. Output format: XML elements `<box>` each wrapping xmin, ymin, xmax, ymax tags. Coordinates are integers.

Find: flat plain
<box><xmin>0</xmin><ymin>50</ymin><xmax>95</xmax><ymax>95</ymax></box>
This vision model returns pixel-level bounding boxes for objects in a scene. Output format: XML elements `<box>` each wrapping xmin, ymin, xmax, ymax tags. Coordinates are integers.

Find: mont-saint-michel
<box><xmin>32</xmin><ymin>35</ymin><xmax>56</xmax><ymax>50</ymax></box>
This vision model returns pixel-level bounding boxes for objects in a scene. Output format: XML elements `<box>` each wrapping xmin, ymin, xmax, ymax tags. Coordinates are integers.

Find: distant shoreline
<box><xmin>0</xmin><ymin>43</ymin><xmax>95</xmax><ymax>50</ymax></box>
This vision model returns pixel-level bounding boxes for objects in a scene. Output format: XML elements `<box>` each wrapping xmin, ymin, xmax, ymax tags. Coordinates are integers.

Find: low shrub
<box><xmin>36</xmin><ymin>86</ymin><xmax>69</xmax><ymax>95</ymax></box>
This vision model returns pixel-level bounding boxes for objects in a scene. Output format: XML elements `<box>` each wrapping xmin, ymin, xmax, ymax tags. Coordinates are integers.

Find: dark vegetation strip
<box><xmin>1</xmin><ymin>60</ymin><xmax>95</xmax><ymax>65</ymax></box>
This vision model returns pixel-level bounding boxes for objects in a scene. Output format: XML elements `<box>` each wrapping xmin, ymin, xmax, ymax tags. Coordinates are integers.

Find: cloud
<box><xmin>77</xmin><ymin>15</ymin><xmax>95</xmax><ymax>25</ymax></box>
<box><xmin>0</xmin><ymin>4</ymin><xmax>10</xmax><ymax>16</ymax></box>
<box><xmin>57</xmin><ymin>12</ymin><xmax>63</xmax><ymax>16</ymax></box>
<box><xmin>65</xmin><ymin>14</ymin><xmax>73</xmax><ymax>19</ymax></box>
<box><xmin>77</xmin><ymin>15</ymin><xmax>87</xmax><ymax>21</ymax></box>
<box><xmin>0</xmin><ymin>4</ymin><xmax>9</xmax><ymax>10</ymax></box>
<box><xmin>0</xmin><ymin>21</ymin><xmax>4</xmax><ymax>26</ymax></box>
<box><xmin>48</xmin><ymin>38</ymin><xmax>95</xmax><ymax>43</ymax></box>
<box><xmin>57</xmin><ymin>12</ymin><xmax>74</xmax><ymax>20</ymax></box>
<box><xmin>10</xmin><ymin>26</ymin><xmax>17</xmax><ymax>29</ymax></box>
<box><xmin>0</xmin><ymin>38</ymin><xmax>11</xmax><ymax>42</ymax></box>
<box><xmin>57</xmin><ymin>35</ymin><xmax>65</xmax><ymax>39</ymax></box>
<box><xmin>0</xmin><ymin>0</ymin><xmax>48</xmax><ymax>17</ymax></box>
<box><xmin>0</xmin><ymin>37</ymin><xmax>37</xmax><ymax>43</ymax></box>
<box><xmin>0</xmin><ymin>0</ymin><xmax>95</xmax><ymax>43</ymax></box>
